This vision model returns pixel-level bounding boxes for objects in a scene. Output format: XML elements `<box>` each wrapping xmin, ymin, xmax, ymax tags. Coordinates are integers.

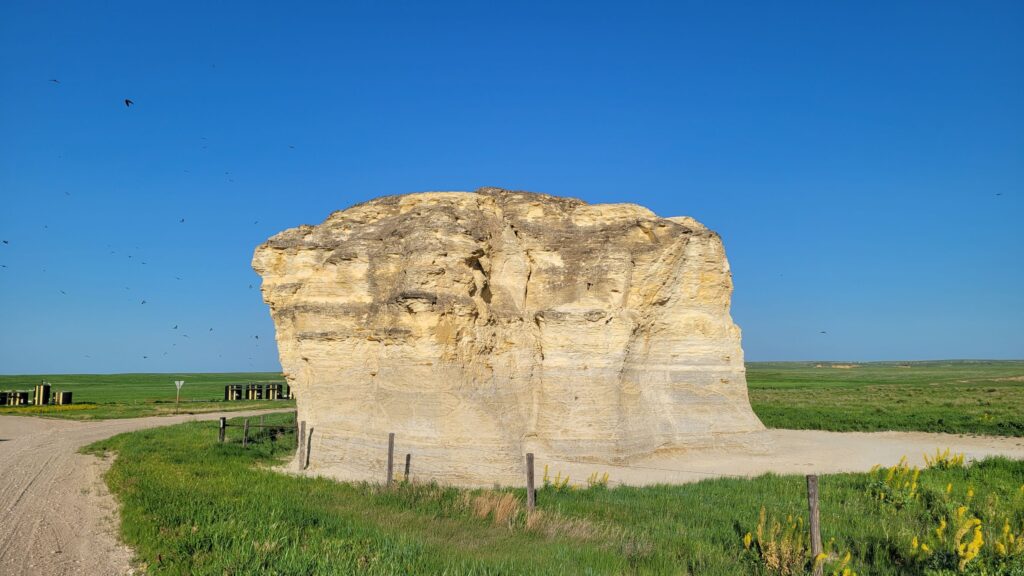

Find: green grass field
<box><xmin>85</xmin><ymin>414</ymin><xmax>1024</xmax><ymax>575</ymax></box>
<box><xmin>747</xmin><ymin>361</ymin><xmax>1024</xmax><ymax>437</ymax></box>
<box><xmin>0</xmin><ymin>372</ymin><xmax>292</xmax><ymax>419</ymax></box>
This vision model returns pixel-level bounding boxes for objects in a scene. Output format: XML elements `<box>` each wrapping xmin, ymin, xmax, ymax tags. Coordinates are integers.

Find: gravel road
<box><xmin>0</xmin><ymin>410</ymin><xmax>287</xmax><ymax>576</ymax></box>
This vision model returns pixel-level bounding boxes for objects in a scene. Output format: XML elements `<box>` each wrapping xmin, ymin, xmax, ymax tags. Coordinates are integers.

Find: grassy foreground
<box><xmin>0</xmin><ymin>372</ymin><xmax>292</xmax><ymax>419</ymax></box>
<box><xmin>748</xmin><ymin>361</ymin><xmax>1024</xmax><ymax>437</ymax></box>
<box><xmin>86</xmin><ymin>416</ymin><xmax>1024</xmax><ymax>575</ymax></box>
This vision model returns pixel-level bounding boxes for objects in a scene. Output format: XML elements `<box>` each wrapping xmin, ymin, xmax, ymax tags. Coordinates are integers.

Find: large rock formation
<box><xmin>253</xmin><ymin>188</ymin><xmax>765</xmax><ymax>486</ymax></box>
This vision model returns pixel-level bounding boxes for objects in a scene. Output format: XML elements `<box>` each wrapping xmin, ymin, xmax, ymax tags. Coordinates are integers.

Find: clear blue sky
<box><xmin>1</xmin><ymin>1</ymin><xmax>1021</xmax><ymax>374</ymax></box>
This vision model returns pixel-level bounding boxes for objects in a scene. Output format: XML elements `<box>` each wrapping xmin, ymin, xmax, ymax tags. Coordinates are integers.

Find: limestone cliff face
<box><xmin>253</xmin><ymin>188</ymin><xmax>765</xmax><ymax>486</ymax></box>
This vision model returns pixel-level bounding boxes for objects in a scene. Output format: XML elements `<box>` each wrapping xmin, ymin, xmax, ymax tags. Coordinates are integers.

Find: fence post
<box><xmin>386</xmin><ymin>432</ymin><xmax>395</xmax><ymax>486</ymax></box>
<box><xmin>404</xmin><ymin>453</ymin><xmax>411</xmax><ymax>481</ymax></box>
<box><xmin>297</xmin><ymin>421</ymin><xmax>306</xmax><ymax>471</ymax></box>
<box><xmin>218</xmin><ymin>417</ymin><xmax>226</xmax><ymax>443</ymax></box>
<box><xmin>242</xmin><ymin>418</ymin><xmax>250</xmax><ymax>447</ymax></box>
<box><xmin>304</xmin><ymin>427</ymin><xmax>313</xmax><ymax>470</ymax></box>
<box><xmin>526</xmin><ymin>453</ymin><xmax>536</xmax><ymax>513</ymax></box>
<box><xmin>807</xmin><ymin>474</ymin><xmax>823</xmax><ymax>576</ymax></box>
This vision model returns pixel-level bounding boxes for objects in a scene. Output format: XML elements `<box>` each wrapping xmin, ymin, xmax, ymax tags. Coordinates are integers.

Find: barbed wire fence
<box><xmin>213</xmin><ymin>414</ymin><xmax>825</xmax><ymax>570</ymax></box>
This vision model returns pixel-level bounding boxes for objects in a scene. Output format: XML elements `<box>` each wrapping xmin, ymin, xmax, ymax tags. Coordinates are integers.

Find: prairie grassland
<box><xmin>748</xmin><ymin>361</ymin><xmax>1024</xmax><ymax>436</ymax></box>
<box><xmin>0</xmin><ymin>372</ymin><xmax>292</xmax><ymax>419</ymax></box>
<box><xmin>85</xmin><ymin>415</ymin><xmax>1024</xmax><ymax>575</ymax></box>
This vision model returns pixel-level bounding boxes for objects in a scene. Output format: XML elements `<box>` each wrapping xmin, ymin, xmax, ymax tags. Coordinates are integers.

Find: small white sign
<box><xmin>174</xmin><ymin>380</ymin><xmax>185</xmax><ymax>391</ymax></box>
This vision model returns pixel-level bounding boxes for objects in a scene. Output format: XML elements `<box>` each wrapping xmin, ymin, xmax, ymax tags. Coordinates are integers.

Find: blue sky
<box><xmin>1</xmin><ymin>1</ymin><xmax>1021</xmax><ymax>373</ymax></box>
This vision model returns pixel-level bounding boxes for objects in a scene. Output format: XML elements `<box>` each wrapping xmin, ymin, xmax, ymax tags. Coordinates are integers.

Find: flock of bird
<box><xmin>0</xmin><ymin>79</ymin><xmax>278</xmax><ymax>366</ymax></box>
<box><xmin>3</xmin><ymin>78</ymin><xmax>1012</xmax><ymax>363</ymax></box>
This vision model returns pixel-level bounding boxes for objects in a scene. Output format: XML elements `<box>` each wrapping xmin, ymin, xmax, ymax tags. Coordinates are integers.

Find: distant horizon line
<box><xmin>2</xmin><ymin>358</ymin><xmax>1022</xmax><ymax>377</ymax></box>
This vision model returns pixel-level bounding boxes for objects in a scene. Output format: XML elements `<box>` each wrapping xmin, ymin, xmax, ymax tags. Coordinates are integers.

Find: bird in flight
<box><xmin>49</xmin><ymin>79</ymin><xmax>60</xmax><ymax>84</ymax></box>
<box><xmin>140</xmin><ymin>299</ymin><xmax>147</xmax><ymax>304</ymax></box>
<box><xmin>819</xmin><ymin>331</ymin><xmax>828</xmax><ymax>335</ymax></box>
<box><xmin>173</xmin><ymin>325</ymin><xmax>178</xmax><ymax>329</ymax></box>
<box><xmin>60</xmin><ymin>290</ymin><xmax>66</xmax><ymax>295</ymax></box>
<box><xmin>180</xmin><ymin>218</ymin><xmax>185</xmax><ymax>223</ymax></box>
<box><xmin>124</xmin><ymin>99</ymin><xmax>133</xmax><ymax>107</ymax></box>
<box><xmin>2</xmin><ymin>240</ymin><xmax>8</xmax><ymax>244</ymax></box>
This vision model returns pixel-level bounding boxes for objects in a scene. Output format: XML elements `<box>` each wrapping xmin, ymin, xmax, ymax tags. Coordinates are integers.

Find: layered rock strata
<box><xmin>253</xmin><ymin>188</ymin><xmax>765</xmax><ymax>486</ymax></box>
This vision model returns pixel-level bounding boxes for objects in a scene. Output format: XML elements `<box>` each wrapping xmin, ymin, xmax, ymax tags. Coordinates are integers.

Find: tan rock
<box><xmin>253</xmin><ymin>187</ymin><xmax>765</xmax><ymax>486</ymax></box>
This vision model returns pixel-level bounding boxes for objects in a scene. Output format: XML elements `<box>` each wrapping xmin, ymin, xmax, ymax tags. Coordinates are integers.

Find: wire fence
<box><xmin>221</xmin><ymin>417</ymin><xmax>757</xmax><ymax>486</ymax></box>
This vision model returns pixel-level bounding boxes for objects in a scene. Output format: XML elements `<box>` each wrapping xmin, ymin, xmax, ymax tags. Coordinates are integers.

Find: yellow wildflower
<box><xmin>743</xmin><ymin>532</ymin><xmax>752</xmax><ymax>549</ymax></box>
<box><xmin>946</xmin><ymin>483</ymin><xmax>952</xmax><ymax>495</ymax></box>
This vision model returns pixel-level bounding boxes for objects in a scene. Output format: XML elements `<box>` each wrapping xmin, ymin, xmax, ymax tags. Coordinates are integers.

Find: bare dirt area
<box><xmin>0</xmin><ymin>410</ymin><xmax>287</xmax><ymax>576</ymax></box>
<box><xmin>546</xmin><ymin>429</ymin><xmax>1024</xmax><ymax>486</ymax></box>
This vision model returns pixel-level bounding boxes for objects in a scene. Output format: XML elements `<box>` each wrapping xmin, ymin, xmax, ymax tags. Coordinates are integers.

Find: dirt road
<box><xmin>2</xmin><ymin>415</ymin><xmax>1023</xmax><ymax>576</ymax></box>
<box><xmin>0</xmin><ymin>410</ymin><xmax>288</xmax><ymax>576</ymax></box>
<box><xmin>544</xmin><ymin>429</ymin><xmax>1024</xmax><ymax>486</ymax></box>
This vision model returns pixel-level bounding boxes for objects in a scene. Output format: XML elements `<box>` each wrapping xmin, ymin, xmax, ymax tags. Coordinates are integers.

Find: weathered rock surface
<box><xmin>253</xmin><ymin>188</ymin><xmax>765</xmax><ymax>486</ymax></box>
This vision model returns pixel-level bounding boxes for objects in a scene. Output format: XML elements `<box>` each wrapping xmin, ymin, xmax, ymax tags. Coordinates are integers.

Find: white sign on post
<box><xmin>174</xmin><ymin>380</ymin><xmax>185</xmax><ymax>414</ymax></box>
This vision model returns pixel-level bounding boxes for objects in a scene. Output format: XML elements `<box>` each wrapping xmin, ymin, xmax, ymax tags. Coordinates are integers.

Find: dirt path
<box><xmin>546</xmin><ymin>429</ymin><xmax>1024</xmax><ymax>486</ymax></box>
<box><xmin>2</xmin><ymin>416</ymin><xmax>1023</xmax><ymax>576</ymax></box>
<box><xmin>0</xmin><ymin>410</ymin><xmax>288</xmax><ymax>576</ymax></box>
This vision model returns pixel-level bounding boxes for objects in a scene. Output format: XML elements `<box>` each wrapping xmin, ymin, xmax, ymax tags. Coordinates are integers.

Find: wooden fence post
<box><xmin>242</xmin><ymin>418</ymin><xmax>250</xmax><ymax>447</ymax></box>
<box><xmin>304</xmin><ymin>427</ymin><xmax>313</xmax><ymax>470</ymax></box>
<box><xmin>297</xmin><ymin>421</ymin><xmax>306</xmax><ymax>471</ymax></box>
<box><xmin>526</xmin><ymin>453</ymin><xmax>536</xmax><ymax>513</ymax></box>
<box><xmin>386</xmin><ymin>432</ymin><xmax>395</xmax><ymax>486</ymax></box>
<box><xmin>404</xmin><ymin>453</ymin><xmax>411</xmax><ymax>481</ymax></box>
<box><xmin>807</xmin><ymin>474</ymin><xmax>823</xmax><ymax>576</ymax></box>
<box><xmin>218</xmin><ymin>417</ymin><xmax>226</xmax><ymax>443</ymax></box>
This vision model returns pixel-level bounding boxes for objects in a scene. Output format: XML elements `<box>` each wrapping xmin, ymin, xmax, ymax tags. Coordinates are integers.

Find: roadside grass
<box><xmin>0</xmin><ymin>372</ymin><xmax>293</xmax><ymax>420</ymax></box>
<box><xmin>748</xmin><ymin>361</ymin><xmax>1024</xmax><ymax>437</ymax></box>
<box><xmin>85</xmin><ymin>416</ymin><xmax>1024</xmax><ymax>575</ymax></box>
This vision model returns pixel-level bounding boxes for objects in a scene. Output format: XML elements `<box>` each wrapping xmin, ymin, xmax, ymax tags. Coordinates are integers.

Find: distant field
<box><xmin>4</xmin><ymin>361</ymin><xmax>1022</xmax><ymax>430</ymax></box>
<box><xmin>0</xmin><ymin>372</ymin><xmax>292</xmax><ymax>419</ymax></box>
<box><xmin>748</xmin><ymin>360</ymin><xmax>1024</xmax><ymax>437</ymax></box>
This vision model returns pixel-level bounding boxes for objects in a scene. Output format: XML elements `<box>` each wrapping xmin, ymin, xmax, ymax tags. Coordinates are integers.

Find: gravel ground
<box><xmin>0</xmin><ymin>409</ymin><xmax>288</xmax><ymax>576</ymax></box>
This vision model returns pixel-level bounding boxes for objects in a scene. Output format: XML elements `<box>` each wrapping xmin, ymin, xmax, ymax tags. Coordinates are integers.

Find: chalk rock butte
<box><xmin>253</xmin><ymin>188</ymin><xmax>765</xmax><ymax>486</ymax></box>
